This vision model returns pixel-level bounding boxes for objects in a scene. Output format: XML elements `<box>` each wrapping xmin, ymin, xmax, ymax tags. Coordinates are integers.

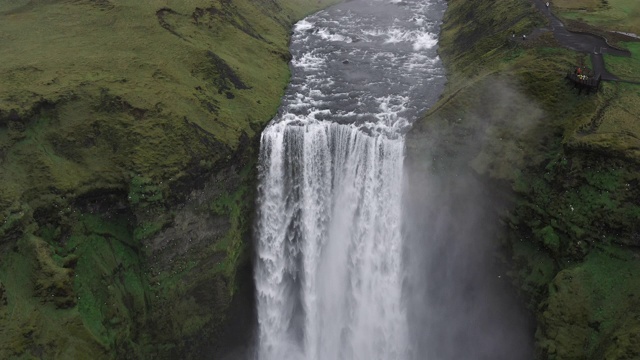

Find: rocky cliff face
<box><xmin>0</xmin><ymin>0</ymin><xmax>337</xmax><ymax>358</ymax></box>
<box><xmin>407</xmin><ymin>0</ymin><xmax>640</xmax><ymax>358</ymax></box>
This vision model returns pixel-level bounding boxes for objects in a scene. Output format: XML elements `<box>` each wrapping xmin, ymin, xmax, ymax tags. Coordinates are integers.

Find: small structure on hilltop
<box><xmin>566</xmin><ymin>66</ymin><xmax>601</xmax><ymax>94</ymax></box>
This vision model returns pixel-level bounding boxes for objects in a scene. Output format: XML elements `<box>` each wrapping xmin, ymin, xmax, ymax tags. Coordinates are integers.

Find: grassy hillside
<box><xmin>553</xmin><ymin>0</ymin><xmax>640</xmax><ymax>35</ymax></box>
<box><xmin>407</xmin><ymin>0</ymin><xmax>640</xmax><ymax>358</ymax></box>
<box><xmin>0</xmin><ymin>0</ymin><xmax>330</xmax><ymax>209</ymax></box>
<box><xmin>0</xmin><ymin>0</ymin><xmax>337</xmax><ymax>358</ymax></box>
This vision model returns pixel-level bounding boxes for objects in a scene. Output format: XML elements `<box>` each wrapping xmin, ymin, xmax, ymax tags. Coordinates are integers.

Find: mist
<box><xmin>402</xmin><ymin>78</ymin><xmax>543</xmax><ymax>360</ymax></box>
<box><xmin>402</xmin><ymin>165</ymin><xmax>534</xmax><ymax>359</ymax></box>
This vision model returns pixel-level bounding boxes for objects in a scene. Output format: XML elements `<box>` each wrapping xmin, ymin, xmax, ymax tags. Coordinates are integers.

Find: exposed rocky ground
<box><xmin>0</xmin><ymin>0</ymin><xmax>337</xmax><ymax>358</ymax></box>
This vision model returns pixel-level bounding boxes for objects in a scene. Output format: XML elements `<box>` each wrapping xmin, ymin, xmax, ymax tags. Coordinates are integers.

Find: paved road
<box><xmin>533</xmin><ymin>0</ymin><xmax>631</xmax><ymax>81</ymax></box>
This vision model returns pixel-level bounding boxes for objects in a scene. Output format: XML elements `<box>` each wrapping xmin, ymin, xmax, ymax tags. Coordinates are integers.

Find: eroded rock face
<box><xmin>0</xmin><ymin>0</ymin><xmax>338</xmax><ymax>358</ymax></box>
<box><xmin>140</xmin><ymin>148</ymin><xmax>259</xmax><ymax>358</ymax></box>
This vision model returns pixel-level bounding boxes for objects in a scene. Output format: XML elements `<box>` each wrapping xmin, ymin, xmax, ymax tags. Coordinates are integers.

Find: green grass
<box><xmin>567</xmin><ymin>81</ymin><xmax>640</xmax><ymax>160</ymax></box>
<box><xmin>508</xmin><ymin>235</ymin><xmax>557</xmax><ymax>309</ymax></box>
<box><xmin>538</xmin><ymin>246</ymin><xmax>640</xmax><ymax>358</ymax></box>
<box><xmin>0</xmin><ymin>236</ymin><xmax>112</xmax><ymax>359</ymax></box>
<box><xmin>0</xmin><ymin>0</ymin><xmax>339</xmax><ymax>211</ymax></box>
<box><xmin>604</xmin><ymin>42</ymin><xmax>640</xmax><ymax>81</ymax></box>
<box><xmin>437</xmin><ymin>0</ymin><xmax>542</xmax><ymax>86</ymax></box>
<box><xmin>554</xmin><ymin>0</ymin><xmax>640</xmax><ymax>34</ymax></box>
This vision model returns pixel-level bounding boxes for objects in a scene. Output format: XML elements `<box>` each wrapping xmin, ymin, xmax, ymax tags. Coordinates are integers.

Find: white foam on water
<box><xmin>292</xmin><ymin>52</ymin><xmax>327</xmax><ymax>71</ymax></box>
<box><xmin>361</xmin><ymin>28</ymin><xmax>386</xmax><ymax>38</ymax></box>
<box><xmin>381</xmin><ymin>27</ymin><xmax>437</xmax><ymax>51</ymax></box>
<box><xmin>295</xmin><ymin>19</ymin><xmax>315</xmax><ymax>32</ymax></box>
<box><xmin>374</xmin><ymin>94</ymin><xmax>410</xmax><ymax>128</ymax></box>
<box><xmin>288</xmin><ymin>93</ymin><xmax>325</xmax><ymax>111</ymax></box>
<box><xmin>403</xmin><ymin>53</ymin><xmax>431</xmax><ymax>71</ymax></box>
<box><xmin>413</xmin><ymin>32</ymin><xmax>437</xmax><ymax>50</ymax></box>
<box><xmin>384</xmin><ymin>28</ymin><xmax>413</xmax><ymax>44</ymax></box>
<box><xmin>317</xmin><ymin>28</ymin><xmax>352</xmax><ymax>43</ymax></box>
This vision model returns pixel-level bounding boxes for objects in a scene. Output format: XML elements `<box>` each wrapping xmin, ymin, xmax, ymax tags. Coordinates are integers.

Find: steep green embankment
<box><xmin>407</xmin><ymin>0</ymin><xmax>640</xmax><ymax>358</ymax></box>
<box><xmin>0</xmin><ymin>0</ymin><xmax>336</xmax><ymax>358</ymax></box>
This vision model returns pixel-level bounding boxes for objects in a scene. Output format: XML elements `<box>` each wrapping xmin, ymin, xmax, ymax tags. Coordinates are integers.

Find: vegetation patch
<box><xmin>604</xmin><ymin>42</ymin><xmax>640</xmax><ymax>81</ymax></box>
<box><xmin>553</xmin><ymin>0</ymin><xmax>640</xmax><ymax>35</ymax></box>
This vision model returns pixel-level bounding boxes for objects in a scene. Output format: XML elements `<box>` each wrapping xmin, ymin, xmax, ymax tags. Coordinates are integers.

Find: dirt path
<box><xmin>532</xmin><ymin>0</ymin><xmax>631</xmax><ymax>81</ymax></box>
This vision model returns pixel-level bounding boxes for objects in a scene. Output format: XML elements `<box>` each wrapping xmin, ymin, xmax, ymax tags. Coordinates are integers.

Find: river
<box><xmin>254</xmin><ymin>0</ymin><xmax>446</xmax><ymax>359</ymax></box>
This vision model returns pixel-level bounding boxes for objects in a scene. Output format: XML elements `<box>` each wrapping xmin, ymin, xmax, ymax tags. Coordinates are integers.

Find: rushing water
<box><xmin>254</xmin><ymin>0</ymin><xmax>446</xmax><ymax>359</ymax></box>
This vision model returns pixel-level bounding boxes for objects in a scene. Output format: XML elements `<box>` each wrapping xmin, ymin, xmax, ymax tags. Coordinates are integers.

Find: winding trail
<box><xmin>531</xmin><ymin>0</ymin><xmax>632</xmax><ymax>81</ymax></box>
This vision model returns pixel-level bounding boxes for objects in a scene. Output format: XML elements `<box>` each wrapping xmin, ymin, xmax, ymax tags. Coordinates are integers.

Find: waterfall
<box><xmin>254</xmin><ymin>0</ymin><xmax>446</xmax><ymax>359</ymax></box>
<box><xmin>256</xmin><ymin>122</ymin><xmax>407</xmax><ymax>360</ymax></box>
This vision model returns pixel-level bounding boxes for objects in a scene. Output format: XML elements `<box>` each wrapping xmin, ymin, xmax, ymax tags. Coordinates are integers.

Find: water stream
<box><xmin>254</xmin><ymin>0</ymin><xmax>446</xmax><ymax>359</ymax></box>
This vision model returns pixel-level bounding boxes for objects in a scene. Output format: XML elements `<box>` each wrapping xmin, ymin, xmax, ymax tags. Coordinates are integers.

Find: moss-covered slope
<box><xmin>407</xmin><ymin>0</ymin><xmax>640</xmax><ymax>358</ymax></box>
<box><xmin>0</xmin><ymin>0</ymin><xmax>337</xmax><ymax>358</ymax></box>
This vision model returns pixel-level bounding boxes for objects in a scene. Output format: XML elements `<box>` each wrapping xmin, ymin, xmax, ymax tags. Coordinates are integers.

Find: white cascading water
<box><xmin>254</xmin><ymin>0</ymin><xmax>446</xmax><ymax>359</ymax></box>
<box><xmin>257</xmin><ymin>123</ymin><xmax>406</xmax><ymax>360</ymax></box>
